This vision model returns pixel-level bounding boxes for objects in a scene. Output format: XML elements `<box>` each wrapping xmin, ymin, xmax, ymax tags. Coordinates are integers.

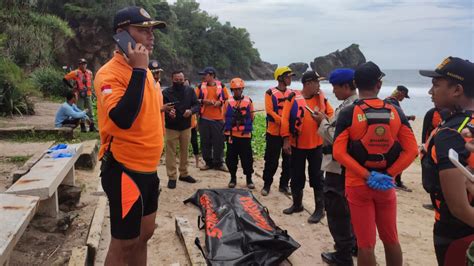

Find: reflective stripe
<box><xmin>366</xmin><ymin>113</ymin><xmax>392</xmax><ymax>119</ymax></box>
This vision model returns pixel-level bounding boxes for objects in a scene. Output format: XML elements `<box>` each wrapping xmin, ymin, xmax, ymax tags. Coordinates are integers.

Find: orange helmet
<box><xmin>230</xmin><ymin>77</ymin><xmax>245</xmax><ymax>89</ymax></box>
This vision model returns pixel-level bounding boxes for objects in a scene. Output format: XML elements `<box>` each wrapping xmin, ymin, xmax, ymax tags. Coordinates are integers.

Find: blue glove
<box><xmin>367</xmin><ymin>171</ymin><xmax>395</xmax><ymax>191</ymax></box>
<box><xmin>49</xmin><ymin>143</ymin><xmax>68</xmax><ymax>151</ymax></box>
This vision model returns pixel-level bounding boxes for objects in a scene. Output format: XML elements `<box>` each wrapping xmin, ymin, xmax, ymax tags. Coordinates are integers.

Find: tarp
<box><xmin>184</xmin><ymin>188</ymin><xmax>300</xmax><ymax>265</ymax></box>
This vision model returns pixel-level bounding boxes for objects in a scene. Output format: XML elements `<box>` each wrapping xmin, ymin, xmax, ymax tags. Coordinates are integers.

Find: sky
<box><xmin>169</xmin><ymin>0</ymin><xmax>473</xmax><ymax>69</ymax></box>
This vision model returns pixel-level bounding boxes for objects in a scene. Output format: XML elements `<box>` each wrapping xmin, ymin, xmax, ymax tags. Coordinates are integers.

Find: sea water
<box><xmin>239</xmin><ymin>69</ymin><xmax>433</xmax><ymax>116</ymax></box>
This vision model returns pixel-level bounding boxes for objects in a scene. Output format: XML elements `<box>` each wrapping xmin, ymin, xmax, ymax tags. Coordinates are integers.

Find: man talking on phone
<box><xmin>94</xmin><ymin>6</ymin><xmax>166</xmax><ymax>266</ymax></box>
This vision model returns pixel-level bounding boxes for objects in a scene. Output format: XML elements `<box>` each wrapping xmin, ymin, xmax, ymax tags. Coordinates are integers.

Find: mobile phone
<box><xmin>167</xmin><ymin>101</ymin><xmax>179</xmax><ymax>105</ymax></box>
<box><xmin>448</xmin><ymin>149</ymin><xmax>474</xmax><ymax>182</ymax></box>
<box><xmin>112</xmin><ymin>31</ymin><xmax>137</xmax><ymax>57</ymax></box>
<box><xmin>305</xmin><ymin>106</ymin><xmax>315</xmax><ymax>115</ymax></box>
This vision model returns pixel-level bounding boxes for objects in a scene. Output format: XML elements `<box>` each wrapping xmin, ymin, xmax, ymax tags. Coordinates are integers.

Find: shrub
<box><xmin>0</xmin><ymin>57</ymin><xmax>35</xmax><ymax>116</ymax></box>
<box><xmin>30</xmin><ymin>66</ymin><xmax>67</xmax><ymax>97</ymax></box>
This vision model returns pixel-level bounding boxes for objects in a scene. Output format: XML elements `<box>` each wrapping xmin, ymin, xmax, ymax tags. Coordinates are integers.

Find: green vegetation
<box><xmin>4</xmin><ymin>155</ymin><xmax>32</xmax><ymax>165</ymax></box>
<box><xmin>30</xmin><ymin>66</ymin><xmax>66</xmax><ymax>98</ymax></box>
<box><xmin>39</xmin><ymin>0</ymin><xmax>261</xmax><ymax>79</ymax></box>
<box><xmin>0</xmin><ymin>1</ymin><xmax>74</xmax><ymax>116</ymax></box>
<box><xmin>251</xmin><ymin>113</ymin><xmax>267</xmax><ymax>159</ymax></box>
<box><xmin>3</xmin><ymin>131</ymin><xmax>99</xmax><ymax>143</ymax></box>
<box><xmin>0</xmin><ymin>57</ymin><xmax>36</xmax><ymax>116</ymax></box>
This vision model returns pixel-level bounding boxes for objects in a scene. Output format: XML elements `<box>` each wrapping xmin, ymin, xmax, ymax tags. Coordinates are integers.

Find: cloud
<box><xmin>168</xmin><ymin>0</ymin><xmax>473</xmax><ymax>68</ymax></box>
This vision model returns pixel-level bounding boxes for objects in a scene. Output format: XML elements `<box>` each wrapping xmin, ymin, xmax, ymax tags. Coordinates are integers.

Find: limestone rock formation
<box><xmin>310</xmin><ymin>44</ymin><xmax>366</xmax><ymax>77</ymax></box>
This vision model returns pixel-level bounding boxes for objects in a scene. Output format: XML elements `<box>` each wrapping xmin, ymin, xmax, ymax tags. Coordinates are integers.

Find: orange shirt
<box><xmin>195</xmin><ymin>83</ymin><xmax>230</xmax><ymax>120</ymax></box>
<box><xmin>333</xmin><ymin>98</ymin><xmax>418</xmax><ymax>187</ymax></box>
<box><xmin>223</xmin><ymin>96</ymin><xmax>255</xmax><ymax>138</ymax></box>
<box><xmin>94</xmin><ymin>52</ymin><xmax>164</xmax><ymax>172</ymax></box>
<box><xmin>265</xmin><ymin>88</ymin><xmax>293</xmax><ymax>136</ymax></box>
<box><xmin>280</xmin><ymin>92</ymin><xmax>334</xmax><ymax>149</ymax></box>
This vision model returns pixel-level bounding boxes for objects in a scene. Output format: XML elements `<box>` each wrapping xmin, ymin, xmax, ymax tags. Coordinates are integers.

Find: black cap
<box><xmin>78</xmin><ymin>58</ymin><xmax>87</xmax><ymax>64</ymax></box>
<box><xmin>301</xmin><ymin>71</ymin><xmax>325</xmax><ymax>83</ymax></box>
<box><xmin>148</xmin><ymin>60</ymin><xmax>163</xmax><ymax>73</ymax></box>
<box><xmin>354</xmin><ymin>61</ymin><xmax>385</xmax><ymax>88</ymax></box>
<box><xmin>198</xmin><ymin>66</ymin><xmax>217</xmax><ymax>75</ymax></box>
<box><xmin>113</xmin><ymin>6</ymin><xmax>166</xmax><ymax>31</ymax></box>
<box><xmin>396</xmin><ymin>85</ymin><xmax>410</xmax><ymax>98</ymax></box>
<box><xmin>419</xmin><ymin>57</ymin><xmax>474</xmax><ymax>89</ymax></box>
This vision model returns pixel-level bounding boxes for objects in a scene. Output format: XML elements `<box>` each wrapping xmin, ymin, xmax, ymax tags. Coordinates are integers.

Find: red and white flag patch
<box><xmin>101</xmin><ymin>85</ymin><xmax>112</xmax><ymax>95</ymax></box>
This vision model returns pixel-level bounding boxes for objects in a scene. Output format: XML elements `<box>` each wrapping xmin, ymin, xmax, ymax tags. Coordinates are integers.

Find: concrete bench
<box><xmin>6</xmin><ymin>143</ymin><xmax>83</xmax><ymax>218</ymax></box>
<box><xmin>0</xmin><ymin>194</ymin><xmax>40</xmax><ymax>265</ymax></box>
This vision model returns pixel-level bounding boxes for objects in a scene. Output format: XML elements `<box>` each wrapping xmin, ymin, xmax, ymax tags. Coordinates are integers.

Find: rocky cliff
<box><xmin>288</xmin><ymin>62</ymin><xmax>308</xmax><ymax>80</ymax></box>
<box><xmin>310</xmin><ymin>44</ymin><xmax>366</xmax><ymax>77</ymax></box>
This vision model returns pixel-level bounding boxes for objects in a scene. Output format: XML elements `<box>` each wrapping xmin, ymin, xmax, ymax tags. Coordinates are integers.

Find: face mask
<box><xmin>173</xmin><ymin>82</ymin><xmax>184</xmax><ymax>88</ymax></box>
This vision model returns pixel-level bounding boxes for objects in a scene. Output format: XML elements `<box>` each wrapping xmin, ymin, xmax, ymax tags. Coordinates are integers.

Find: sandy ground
<box><xmin>1</xmin><ymin>98</ymin><xmax>437</xmax><ymax>265</ymax></box>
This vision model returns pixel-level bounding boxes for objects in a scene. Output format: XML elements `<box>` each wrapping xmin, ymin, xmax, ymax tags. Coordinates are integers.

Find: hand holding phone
<box><xmin>113</xmin><ymin>31</ymin><xmax>148</xmax><ymax>69</ymax></box>
<box><xmin>305</xmin><ymin>105</ymin><xmax>315</xmax><ymax>115</ymax></box>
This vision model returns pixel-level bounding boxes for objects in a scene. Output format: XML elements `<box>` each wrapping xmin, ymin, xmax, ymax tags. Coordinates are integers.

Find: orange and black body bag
<box><xmin>184</xmin><ymin>189</ymin><xmax>300</xmax><ymax>265</ymax></box>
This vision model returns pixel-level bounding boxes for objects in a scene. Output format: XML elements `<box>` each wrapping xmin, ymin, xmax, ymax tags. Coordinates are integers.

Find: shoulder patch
<box><xmin>101</xmin><ymin>84</ymin><xmax>112</xmax><ymax>95</ymax></box>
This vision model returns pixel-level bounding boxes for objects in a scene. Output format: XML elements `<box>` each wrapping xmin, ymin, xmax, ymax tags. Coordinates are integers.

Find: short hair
<box><xmin>171</xmin><ymin>70</ymin><xmax>183</xmax><ymax>77</ymax></box>
<box><xmin>338</xmin><ymin>81</ymin><xmax>356</xmax><ymax>91</ymax></box>
<box><xmin>65</xmin><ymin>90</ymin><xmax>75</xmax><ymax>101</ymax></box>
<box><xmin>448</xmin><ymin>78</ymin><xmax>474</xmax><ymax>99</ymax></box>
<box><xmin>356</xmin><ymin>79</ymin><xmax>379</xmax><ymax>91</ymax></box>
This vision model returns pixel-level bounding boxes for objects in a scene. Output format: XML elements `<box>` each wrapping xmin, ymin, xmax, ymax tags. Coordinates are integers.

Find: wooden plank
<box><xmin>68</xmin><ymin>246</ymin><xmax>88</xmax><ymax>266</ymax></box>
<box><xmin>0</xmin><ymin>194</ymin><xmax>40</xmax><ymax>265</ymax></box>
<box><xmin>6</xmin><ymin>144</ymin><xmax>83</xmax><ymax>199</ymax></box>
<box><xmin>86</xmin><ymin>196</ymin><xmax>107</xmax><ymax>261</ymax></box>
<box><xmin>175</xmin><ymin>216</ymin><xmax>207</xmax><ymax>266</ymax></box>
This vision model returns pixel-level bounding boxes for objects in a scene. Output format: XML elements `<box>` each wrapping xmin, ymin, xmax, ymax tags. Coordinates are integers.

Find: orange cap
<box><xmin>230</xmin><ymin>77</ymin><xmax>245</xmax><ymax>89</ymax></box>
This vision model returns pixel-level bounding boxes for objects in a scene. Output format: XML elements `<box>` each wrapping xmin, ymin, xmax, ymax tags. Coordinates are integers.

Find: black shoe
<box><xmin>179</xmin><ymin>175</ymin><xmax>197</xmax><ymax>183</ymax></box>
<box><xmin>167</xmin><ymin>180</ymin><xmax>177</xmax><ymax>189</ymax></box>
<box><xmin>422</xmin><ymin>203</ymin><xmax>435</xmax><ymax>210</ymax></box>
<box><xmin>395</xmin><ymin>183</ymin><xmax>412</xmax><ymax>192</ymax></box>
<box><xmin>261</xmin><ymin>187</ymin><xmax>270</xmax><ymax>196</ymax></box>
<box><xmin>278</xmin><ymin>186</ymin><xmax>291</xmax><ymax>196</ymax></box>
<box><xmin>89</xmin><ymin>123</ymin><xmax>98</xmax><ymax>132</ymax></box>
<box><xmin>246</xmin><ymin>176</ymin><xmax>255</xmax><ymax>189</ymax></box>
<box><xmin>80</xmin><ymin>123</ymin><xmax>87</xmax><ymax>133</ymax></box>
<box><xmin>283</xmin><ymin>190</ymin><xmax>304</xmax><ymax>215</ymax></box>
<box><xmin>321</xmin><ymin>251</ymin><xmax>353</xmax><ymax>266</ymax></box>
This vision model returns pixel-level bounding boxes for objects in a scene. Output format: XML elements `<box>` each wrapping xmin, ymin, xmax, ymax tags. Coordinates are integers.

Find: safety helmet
<box><xmin>274</xmin><ymin>66</ymin><xmax>295</xmax><ymax>80</ymax></box>
<box><xmin>230</xmin><ymin>77</ymin><xmax>245</xmax><ymax>89</ymax></box>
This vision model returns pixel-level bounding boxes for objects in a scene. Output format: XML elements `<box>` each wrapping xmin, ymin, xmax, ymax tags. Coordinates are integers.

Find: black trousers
<box><xmin>191</xmin><ymin>127</ymin><xmax>199</xmax><ymax>155</ymax></box>
<box><xmin>290</xmin><ymin>146</ymin><xmax>323</xmax><ymax>191</ymax></box>
<box><xmin>225</xmin><ymin>137</ymin><xmax>254</xmax><ymax>178</ymax></box>
<box><xmin>199</xmin><ymin>118</ymin><xmax>225</xmax><ymax>167</ymax></box>
<box><xmin>262</xmin><ymin>133</ymin><xmax>291</xmax><ymax>188</ymax></box>
<box><xmin>324</xmin><ymin>171</ymin><xmax>355</xmax><ymax>263</ymax></box>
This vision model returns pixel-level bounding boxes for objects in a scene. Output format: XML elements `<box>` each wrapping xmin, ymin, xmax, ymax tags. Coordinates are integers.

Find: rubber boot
<box><xmin>246</xmin><ymin>175</ymin><xmax>255</xmax><ymax>189</ymax></box>
<box><xmin>80</xmin><ymin>122</ymin><xmax>87</xmax><ymax>133</ymax></box>
<box><xmin>89</xmin><ymin>122</ymin><xmax>98</xmax><ymax>132</ymax></box>
<box><xmin>308</xmin><ymin>188</ymin><xmax>325</xmax><ymax>224</ymax></box>
<box><xmin>283</xmin><ymin>189</ymin><xmax>304</xmax><ymax>215</ymax></box>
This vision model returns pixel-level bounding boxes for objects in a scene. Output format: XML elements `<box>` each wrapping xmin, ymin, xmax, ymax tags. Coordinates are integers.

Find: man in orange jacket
<box><xmin>94</xmin><ymin>6</ymin><xmax>166</xmax><ymax>265</ymax></box>
<box><xmin>281</xmin><ymin>71</ymin><xmax>334</xmax><ymax>224</ymax></box>
<box><xmin>261</xmin><ymin>66</ymin><xmax>295</xmax><ymax>196</ymax></box>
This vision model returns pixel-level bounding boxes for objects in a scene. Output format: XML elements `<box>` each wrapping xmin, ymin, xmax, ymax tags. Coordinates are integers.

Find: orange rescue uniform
<box><xmin>94</xmin><ymin>52</ymin><xmax>164</xmax><ymax>172</ymax></box>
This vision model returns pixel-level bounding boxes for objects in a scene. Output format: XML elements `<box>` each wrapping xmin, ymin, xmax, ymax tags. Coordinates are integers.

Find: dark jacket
<box><xmin>163</xmin><ymin>85</ymin><xmax>200</xmax><ymax>131</ymax></box>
